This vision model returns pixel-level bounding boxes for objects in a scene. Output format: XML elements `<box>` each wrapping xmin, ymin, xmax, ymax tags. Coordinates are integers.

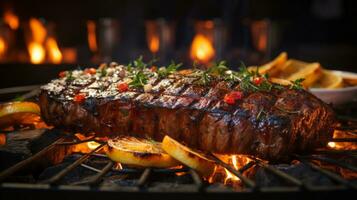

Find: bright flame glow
<box><xmin>87</xmin><ymin>20</ymin><xmax>98</xmax><ymax>52</ymax></box>
<box><xmin>28</xmin><ymin>42</ymin><xmax>45</xmax><ymax>64</ymax></box>
<box><xmin>148</xmin><ymin>35</ymin><xmax>159</xmax><ymax>53</ymax></box>
<box><xmin>46</xmin><ymin>37</ymin><xmax>62</xmax><ymax>64</ymax></box>
<box><xmin>3</xmin><ymin>10</ymin><xmax>19</xmax><ymax>30</ymax></box>
<box><xmin>190</xmin><ymin>34</ymin><xmax>215</xmax><ymax>64</ymax></box>
<box><xmin>29</xmin><ymin>18</ymin><xmax>47</xmax><ymax>44</ymax></box>
<box><xmin>328</xmin><ymin>142</ymin><xmax>336</xmax><ymax>148</ymax></box>
<box><xmin>27</xmin><ymin>18</ymin><xmax>47</xmax><ymax>64</ymax></box>
<box><xmin>0</xmin><ymin>36</ymin><xmax>6</xmax><ymax>57</ymax></box>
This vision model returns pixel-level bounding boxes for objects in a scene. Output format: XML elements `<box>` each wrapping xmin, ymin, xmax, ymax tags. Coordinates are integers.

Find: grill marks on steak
<box><xmin>39</xmin><ymin>65</ymin><xmax>336</xmax><ymax>160</ymax></box>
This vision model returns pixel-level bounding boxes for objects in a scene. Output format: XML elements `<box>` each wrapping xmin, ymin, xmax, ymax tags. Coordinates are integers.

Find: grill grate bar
<box><xmin>299</xmin><ymin>155</ymin><xmax>357</xmax><ymax>172</ymax></box>
<box><xmin>209</xmin><ymin>154</ymin><xmax>256</xmax><ymax>189</ymax></box>
<box><xmin>331</xmin><ymin>138</ymin><xmax>357</xmax><ymax>142</ymax></box>
<box><xmin>189</xmin><ymin>169</ymin><xmax>203</xmax><ymax>189</ymax></box>
<box><xmin>87</xmin><ymin>160</ymin><xmax>114</xmax><ymax>186</ymax></box>
<box><xmin>0</xmin><ymin>138</ymin><xmax>64</xmax><ymax>183</ymax></box>
<box><xmin>313</xmin><ymin>149</ymin><xmax>357</xmax><ymax>156</ymax></box>
<box><xmin>297</xmin><ymin>158</ymin><xmax>357</xmax><ymax>189</ymax></box>
<box><xmin>137</xmin><ymin>168</ymin><xmax>151</xmax><ymax>187</ymax></box>
<box><xmin>250</xmin><ymin>157</ymin><xmax>304</xmax><ymax>187</ymax></box>
<box><xmin>42</xmin><ymin>143</ymin><xmax>106</xmax><ymax>185</ymax></box>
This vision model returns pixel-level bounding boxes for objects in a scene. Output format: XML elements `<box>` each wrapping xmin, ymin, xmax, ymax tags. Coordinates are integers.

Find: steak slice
<box><xmin>39</xmin><ymin>64</ymin><xmax>336</xmax><ymax>160</ymax></box>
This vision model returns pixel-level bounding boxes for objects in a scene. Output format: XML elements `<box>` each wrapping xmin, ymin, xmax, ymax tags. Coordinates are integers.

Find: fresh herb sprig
<box><xmin>290</xmin><ymin>78</ymin><xmax>305</xmax><ymax>90</ymax></box>
<box><xmin>66</xmin><ymin>71</ymin><xmax>75</xmax><ymax>81</ymax></box>
<box><xmin>158</xmin><ymin>61</ymin><xmax>182</xmax><ymax>78</ymax></box>
<box><xmin>129</xmin><ymin>70</ymin><xmax>148</xmax><ymax>88</ymax></box>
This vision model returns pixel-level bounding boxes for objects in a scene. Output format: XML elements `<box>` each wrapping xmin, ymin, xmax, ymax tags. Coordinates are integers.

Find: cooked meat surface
<box><xmin>39</xmin><ymin>63</ymin><xmax>336</xmax><ymax>160</ymax></box>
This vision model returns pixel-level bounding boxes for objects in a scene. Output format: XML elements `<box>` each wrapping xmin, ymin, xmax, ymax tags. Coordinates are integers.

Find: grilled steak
<box><xmin>39</xmin><ymin>63</ymin><xmax>336</xmax><ymax>160</ymax></box>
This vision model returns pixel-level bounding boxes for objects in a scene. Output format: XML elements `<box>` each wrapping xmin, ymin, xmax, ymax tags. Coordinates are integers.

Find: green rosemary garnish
<box><xmin>129</xmin><ymin>70</ymin><xmax>148</xmax><ymax>88</ymax></box>
<box><xmin>66</xmin><ymin>71</ymin><xmax>75</xmax><ymax>81</ymax></box>
<box><xmin>290</xmin><ymin>78</ymin><xmax>305</xmax><ymax>90</ymax></box>
<box><xmin>158</xmin><ymin>61</ymin><xmax>182</xmax><ymax>78</ymax></box>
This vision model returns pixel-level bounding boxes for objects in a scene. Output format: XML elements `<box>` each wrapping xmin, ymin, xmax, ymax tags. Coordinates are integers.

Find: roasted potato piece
<box><xmin>105</xmin><ymin>136</ymin><xmax>180</xmax><ymax>168</ymax></box>
<box><xmin>250</xmin><ymin>52</ymin><xmax>288</xmax><ymax>76</ymax></box>
<box><xmin>0</xmin><ymin>101</ymin><xmax>41</xmax><ymax>128</ymax></box>
<box><xmin>311</xmin><ymin>70</ymin><xmax>343</xmax><ymax>89</ymax></box>
<box><xmin>162</xmin><ymin>135</ymin><xmax>216</xmax><ymax>177</ymax></box>
<box><xmin>278</xmin><ymin>59</ymin><xmax>323</xmax><ymax>87</ymax></box>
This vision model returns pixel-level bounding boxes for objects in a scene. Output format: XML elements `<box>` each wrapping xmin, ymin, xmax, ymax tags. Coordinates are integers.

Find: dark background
<box><xmin>0</xmin><ymin>0</ymin><xmax>356</xmax><ymax>88</ymax></box>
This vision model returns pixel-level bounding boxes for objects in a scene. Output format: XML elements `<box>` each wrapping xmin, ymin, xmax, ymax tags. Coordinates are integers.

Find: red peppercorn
<box><xmin>84</xmin><ymin>68</ymin><xmax>96</xmax><ymax>75</ymax></box>
<box><xmin>73</xmin><ymin>93</ymin><xmax>86</xmax><ymax>103</ymax></box>
<box><xmin>230</xmin><ymin>91</ymin><xmax>243</xmax><ymax>100</ymax></box>
<box><xmin>117</xmin><ymin>82</ymin><xmax>129</xmax><ymax>92</ymax></box>
<box><xmin>59</xmin><ymin>71</ymin><xmax>67</xmax><ymax>78</ymax></box>
<box><xmin>253</xmin><ymin>77</ymin><xmax>263</xmax><ymax>85</ymax></box>
<box><xmin>224</xmin><ymin>91</ymin><xmax>243</xmax><ymax>105</ymax></box>
<box><xmin>224</xmin><ymin>94</ymin><xmax>236</xmax><ymax>105</ymax></box>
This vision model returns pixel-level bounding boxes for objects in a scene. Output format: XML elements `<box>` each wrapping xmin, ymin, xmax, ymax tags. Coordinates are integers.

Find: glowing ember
<box><xmin>87</xmin><ymin>20</ymin><xmax>98</xmax><ymax>52</ymax></box>
<box><xmin>28</xmin><ymin>42</ymin><xmax>46</xmax><ymax>64</ymax></box>
<box><xmin>3</xmin><ymin>10</ymin><xmax>19</xmax><ymax>30</ymax></box>
<box><xmin>328</xmin><ymin>130</ymin><xmax>357</xmax><ymax>150</ymax></box>
<box><xmin>190</xmin><ymin>34</ymin><xmax>215</xmax><ymax>64</ymax></box>
<box><xmin>46</xmin><ymin>37</ymin><xmax>62</xmax><ymax>64</ymax></box>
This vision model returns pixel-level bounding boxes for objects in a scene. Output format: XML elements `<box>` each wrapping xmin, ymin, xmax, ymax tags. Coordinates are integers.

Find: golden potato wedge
<box><xmin>0</xmin><ymin>101</ymin><xmax>41</xmax><ymax>128</ymax></box>
<box><xmin>162</xmin><ymin>135</ymin><xmax>216</xmax><ymax>177</ymax></box>
<box><xmin>311</xmin><ymin>70</ymin><xmax>343</xmax><ymax>89</ymax></box>
<box><xmin>252</xmin><ymin>52</ymin><xmax>288</xmax><ymax>76</ymax></box>
<box><xmin>269</xmin><ymin>77</ymin><xmax>292</xmax><ymax>86</ymax></box>
<box><xmin>105</xmin><ymin>136</ymin><xmax>180</xmax><ymax>168</ymax></box>
<box><xmin>278</xmin><ymin>60</ymin><xmax>323</xmax><ymax>87</ymax></box>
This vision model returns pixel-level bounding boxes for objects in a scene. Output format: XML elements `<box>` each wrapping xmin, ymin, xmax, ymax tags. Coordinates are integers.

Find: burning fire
<box><xmin>3</xmin><ymin>10</ymin><xmax>19</xmax><ymax>30</ymax></box>
<box><xmin>328</xmin><ymin>130</ymin><xmax>357</xmax><ymax>150</ymax></box>
<box><xmin>28</xmin><ymin>42</ymin><xmax>46</xmax><ymax>64</ymax></box>
<box><xmin>46</xmin><ymin>37</ymin><xmax>63</xmax><ymax>64</ymax></box>
<box><xmin>209</xmin><ymin>154</ymin><xmax>252</xmax><ymax>186</ymax></box>
<box><xmin>190</xmin><ymin>34</ymin><xmax>215</xmax><ymax>64</ymax></box>
<box><xmin>148</xmin><ymin>34</ymin><xmax>159</xmax><ymax>54</ymax></box>
<box><xmin>27</xmin><ymin>18</ymin><xmax>62</xmax><ymax>64</ymax></box>
<box><xmin>87</xmin><ymin>20</ymin><xmax>98</xmax><ymax>53</ymax></box>
<box><xmin>0</xmin><ymin>36</ymin><xmax>6</xmax><ymax>58</ymax></box>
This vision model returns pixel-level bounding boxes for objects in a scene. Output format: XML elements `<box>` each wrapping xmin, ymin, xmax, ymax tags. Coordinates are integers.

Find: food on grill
<box><xmin>162</xmin><ymin>135</ymin><xmax>216</xmax><ymax>176</ymax></box>
<box><xmin>105</xmin><ymin>136</ymin><xmax>179</xmax><ymax>168</ymax></box>
<box><xmin>0</xmin><ymin>101</ymin><xmax>41</xmax><ymax>128</ymax></box>
<box><xmin>252</xmin><ymin>52</ymin><xmax>357</xmax><ymax>89</ymax></box>
<box><xmin>39</xmin><ymin>59</ymin><xmax>336</xmax><ymax>160</ymax></box>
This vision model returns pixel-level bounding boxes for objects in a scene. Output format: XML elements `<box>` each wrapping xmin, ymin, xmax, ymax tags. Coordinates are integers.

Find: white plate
<box><xmin>309</xmin><ymin>70</ymin><xmax>357</xmax><ymax>105</ymax></box>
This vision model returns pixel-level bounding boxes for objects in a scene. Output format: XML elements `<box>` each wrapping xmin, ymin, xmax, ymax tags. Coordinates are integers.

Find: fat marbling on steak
<box><xmin>38</xmin><ymin>62</ymin><xmax>336</xmax><ymax>160</ymax></box>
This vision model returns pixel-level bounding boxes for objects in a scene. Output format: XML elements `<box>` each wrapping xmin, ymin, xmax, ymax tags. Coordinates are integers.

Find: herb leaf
<box><xmin>129</xmin><ymin>71</ymin><xmax>148</xmax><ymax>88</ymax></box>
<box><xmin>290</xmin><ymin>78</ymin><xmax>305</xmax><ymax>90</ymax></box>
<box><xmin>158</xmin><ymin>61</ymin><xmax>182</xmax><ymax>78</ymax></box>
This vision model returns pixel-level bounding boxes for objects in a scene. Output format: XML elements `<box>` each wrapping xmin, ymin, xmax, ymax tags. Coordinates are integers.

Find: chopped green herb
<box><xmin>66</xmin><ymin>71</ymin><xmax>75</xmax><ymax>81</ymax></box>
<box><xmin>290</xmin><ymin>78</ymin><xmax>305</xmax><ymax>90</ymax></box>
<box><xmin>158</xmin><ymin>61</ymin><xmax>182</xmax><ymax>78</ymax></box>
<box><xmin>129</xmin><ymin>71</ymin><xmax>148</xmax><ymax>88</ymax></box>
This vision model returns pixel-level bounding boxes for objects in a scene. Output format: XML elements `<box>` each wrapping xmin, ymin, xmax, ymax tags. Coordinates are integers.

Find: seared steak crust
<box><xmin>39</xmin><ymin>65</ymin><xmax>336</xmax><ymax>160</ymax></box>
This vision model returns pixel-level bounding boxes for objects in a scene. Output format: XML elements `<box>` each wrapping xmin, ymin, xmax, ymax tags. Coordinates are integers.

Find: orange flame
<box><xmin>87</xmin><ymin>20</ymin><xmax>98</xmax><ymax>52</ymax></box>
<box><xmin>29</xmin><ymin>18</ymin><xmax>47</xmax><ymax>44</ymax></box>
<box><xmin>46</xmin><ymin>37</ymin><xmax>62</xmax><ymax>64</ymax></box>
<box><xmin>0</xmin><ymin>36</ymin><xmax>6</xmax><ymax>58</ymax></box>
<box><xmin>27</xmin><ymin>18</ymin><xmax>47</xmax><ymax>64</ymax></box>
<box><xmin>190</xmin><ymin>34</ymin><xmax>215</xmax><ymax>64</ymax></box>
<box><xmin>148</xmin><ymin>35</ymin><xmax>159</xmax><ymax>54</ymax></box>
<box><xmin>3</xmin><ymin>10</ymin><xmax>19</xmax><ymax>30</ymax></box>
<box><xmin>28</xmin><ymin>42</ymin><xmax>45</xmax><ymax>64</ymax></box>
